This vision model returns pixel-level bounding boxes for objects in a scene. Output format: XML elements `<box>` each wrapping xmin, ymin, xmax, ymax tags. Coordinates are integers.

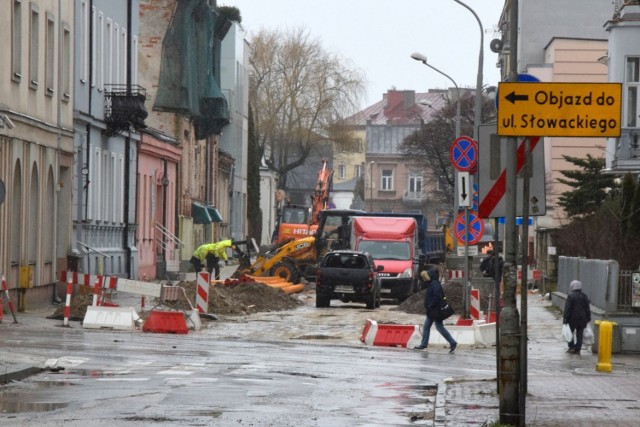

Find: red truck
<box><xmin>349</xmin><ymin>216</ymin><xmax>419</xmax><ymax>302</ymax></box>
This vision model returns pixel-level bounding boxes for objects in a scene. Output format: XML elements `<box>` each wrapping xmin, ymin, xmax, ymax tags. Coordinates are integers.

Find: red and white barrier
<box><xmin>447</xmin><ymin>270</ymin><xmax>464</xmax><ymax>280</ymax></box>
<box><xmin>59</xmin><ymin>271</ymin><xmax>117</xmax><ymax>290</ymax></box>
<box><xmin>196</xmin><ymin>272</ymin><xmax>209</xmax><ymax>314</ymax></box>
<box><xmin>360</xmin><ymin>319</ymin><xmax>421</xmax><ymax>348</ymax></box>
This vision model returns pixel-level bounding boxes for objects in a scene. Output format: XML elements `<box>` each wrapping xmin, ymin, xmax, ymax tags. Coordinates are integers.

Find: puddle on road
<box><xmin>63</xmin><ymin>368</ymin><xmax>117</xmax><ymax>378</ymax></box>
<box><xmin>0</xmin><ymin>399</ymin><xmax>68</xmax><ymax>413</ymax></box>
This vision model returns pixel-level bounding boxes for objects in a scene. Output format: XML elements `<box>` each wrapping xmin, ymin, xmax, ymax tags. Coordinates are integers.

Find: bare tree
<box><xmin>400</xmin><ymin>94</ymin><xmax>496</xmax><ymax>207</ymax></box>
<box><xmin>249</xmin><ymin>28</ymin><xmax>365</xmax><ymax>188</ymax></box>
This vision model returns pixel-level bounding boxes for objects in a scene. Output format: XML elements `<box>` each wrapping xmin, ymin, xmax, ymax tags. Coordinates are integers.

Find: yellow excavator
<box><xmin>233</xmin><ymin>209</ymin><xmax>447</xmax><ymax>284</ymax></box>
<box><xmin>232</xmin><ymin>207</ymin><xmax>358</xmax><ymax>283</ymax></box>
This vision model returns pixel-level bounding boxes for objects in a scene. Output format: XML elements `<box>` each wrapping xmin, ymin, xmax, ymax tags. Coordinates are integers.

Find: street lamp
<box><xmin>369</xmin><ymin>160</ymin><xmax>374</xmax><ymax>211</ymax></box>
<box><xmin>410</xmin><ymin>53</ymin><xmax>460</xmax><ymax>138</ymax></box>
<box><xmin>411</xmin><ymin>51</ymin><xmax>469</xmax><ymax>318</ymax></box>
<box><xmin>452</xmin><ymin>0</ymin><xmax>483</xmax><ymax>140</ymax></box>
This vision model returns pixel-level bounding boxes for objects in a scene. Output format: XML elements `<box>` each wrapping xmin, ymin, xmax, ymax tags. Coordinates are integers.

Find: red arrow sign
<box><xmin>479</xmin><ymin>136</ymin><xmax>541</xmax><ymax>218</ymax></box>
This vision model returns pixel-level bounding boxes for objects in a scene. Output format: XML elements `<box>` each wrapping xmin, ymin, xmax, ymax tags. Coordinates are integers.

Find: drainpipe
<box><xmin>123</xmin><ymin>0</ymin><xmax>133</xmax><ymax>278</ymax></box>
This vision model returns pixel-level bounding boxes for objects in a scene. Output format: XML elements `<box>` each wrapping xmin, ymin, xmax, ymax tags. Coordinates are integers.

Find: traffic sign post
<box><xmin>497</xmin><ymin>82</ymin><xmax>622</xmax><ymax>137</ymax></box>
<box><xmin>449</xmin><ymin>135</ymin><xmax>479</xmax><ymax>320</ymax></box>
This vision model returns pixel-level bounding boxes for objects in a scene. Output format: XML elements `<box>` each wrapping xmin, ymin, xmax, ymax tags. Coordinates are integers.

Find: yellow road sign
<box><xmin>497</xmin><ymin>82</ymin><xmax>622</xmax><ymax>137</ymax></box>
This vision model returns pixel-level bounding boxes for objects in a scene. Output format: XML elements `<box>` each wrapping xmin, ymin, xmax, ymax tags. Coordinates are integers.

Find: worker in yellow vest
<box><xmin>190</xmin><ymin>239</ymin><xmax>233</xmax><ymax>279</ymax></box>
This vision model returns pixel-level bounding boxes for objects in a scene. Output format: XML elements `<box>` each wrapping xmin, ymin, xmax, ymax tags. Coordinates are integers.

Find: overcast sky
<box><xmin>226</xmin><ymin>0</ymin><xmax>505</xmax><ymax>108</ymax></box>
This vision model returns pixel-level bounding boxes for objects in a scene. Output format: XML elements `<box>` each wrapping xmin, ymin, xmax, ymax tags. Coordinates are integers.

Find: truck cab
<box><xmin>349</xmin><ymin>216</ymin><xmax>419</xmax><ymax>302</ymax></box>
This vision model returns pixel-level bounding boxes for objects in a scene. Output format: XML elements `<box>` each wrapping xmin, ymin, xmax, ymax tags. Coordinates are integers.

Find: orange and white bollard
<box><xmin>470</xmin><ymin>288</ymin><xmax>481</xmax><ymax>320</ymax></box>
<box><xmin>196</xmin><ymin>272</ymin><xmax>209</xmax><ymax>314</ymax></box>
<box><xmin>1</xmin><ymin>275</ymin><xmax>18</xmax><ymax>324</ymax></box>
<box><xmin>63</xmin><ymin>278</ymin><xmax>73</xmax><ymax>326</ymax></box>
<box><xmin>92</xmin><ymin>278</ymin><xmax>101</xmax><ymax>306</ymax></box>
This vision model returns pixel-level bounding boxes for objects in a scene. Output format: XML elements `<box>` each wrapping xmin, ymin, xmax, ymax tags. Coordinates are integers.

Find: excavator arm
<box><xmin>310</xmin><ymin>158</ymin><xmax>334</xmax><ymax>225</ymax></box>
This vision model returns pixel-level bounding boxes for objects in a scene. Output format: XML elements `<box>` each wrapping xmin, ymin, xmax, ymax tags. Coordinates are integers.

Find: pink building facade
<box><xmin>137</xmin><ymin>131</ymin><xmax>181</xmax><ymax>279</ymax></box>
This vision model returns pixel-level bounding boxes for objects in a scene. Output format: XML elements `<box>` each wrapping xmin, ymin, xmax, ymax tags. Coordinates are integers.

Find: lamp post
<box><xmin>369</xmin><ymin>160</ymin><xmax>374</xmax><ymax>211</ymax></box>
<box><xmin>452</xmin><ymin>0</ymin><xmax>483</xmax><ymax>140</ymax></box>
<box><xmin>410</xmin><ymin>53</ymin><xmax>460</xmax><ymax>139</ymax></box>
<box><xmin>411</xmin><ymin>52</ymin><xmax>469</xmax><ymax>318</ymax></box>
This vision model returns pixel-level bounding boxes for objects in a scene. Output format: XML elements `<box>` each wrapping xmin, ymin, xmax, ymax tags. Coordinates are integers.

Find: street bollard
<box><xmin>595</xmin><ymin>319</ymin><xmax>617</xmax><ymax>372</ymax></box>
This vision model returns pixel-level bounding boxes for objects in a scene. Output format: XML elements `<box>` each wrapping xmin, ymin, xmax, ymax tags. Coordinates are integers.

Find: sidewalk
<box><xmin>442</xmin><ymin>294</ymin><xmax>640</xmax><ymax>426</ymax></box>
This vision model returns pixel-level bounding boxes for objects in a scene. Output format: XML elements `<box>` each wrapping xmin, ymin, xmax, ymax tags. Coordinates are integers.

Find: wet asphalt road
<box><xmin>5</xmin><ymin>281</ymin><xmax>640</xmax><ymax>426</ymax></box>
<box><xmin>0</xmin><ymin>304</ymin><xmax>495</xmax><ymax>427</ymax></box>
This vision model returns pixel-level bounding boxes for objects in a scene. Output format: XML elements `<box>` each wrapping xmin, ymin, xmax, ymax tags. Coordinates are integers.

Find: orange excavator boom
<box><xmin>310</xmin><ymin>159</ymin><xmax>333</xmax><ymax>225</ymax></box>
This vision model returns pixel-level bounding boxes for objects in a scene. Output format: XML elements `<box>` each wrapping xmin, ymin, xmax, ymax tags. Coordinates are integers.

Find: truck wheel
<box><xmin>375</xmin><ymin>287</ymin><xmax>381</xmax><ymax>308</ymax></box>
<box><xmin>270</xmin><ymin>261</ymin><xmax>301</xmax><ymax>283</ymax></box>
<box><xmin>316</xmin><ymin>292</ymin><xmax>330</xmax><ymax>308</ymax></box>
<box><xmin>366</xmin><ymin>291</ymin><xmax>376</xmax><ymax>309</ymax></box>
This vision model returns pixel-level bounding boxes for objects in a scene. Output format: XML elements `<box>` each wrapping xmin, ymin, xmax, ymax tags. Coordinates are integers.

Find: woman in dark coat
<box><xmin>414</xmin><ymin>267</ymin><xmax>457</xmax><ymax>353</ymax></box>
<box><xmin>563</xmin><ymin>280</ymin><xmax>591</xmax><ymax>354</ymax></box>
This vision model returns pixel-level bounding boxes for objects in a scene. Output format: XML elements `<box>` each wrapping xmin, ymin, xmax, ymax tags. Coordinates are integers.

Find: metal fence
<box><xmin>617</xmin><ymin>270</ymin><xmax>640</xmax><ymax>313</ymax></box>
<box><xmin>558</xmin><ymin>256</ymin><xmax>640</xmax><ymax>314</ymax></box>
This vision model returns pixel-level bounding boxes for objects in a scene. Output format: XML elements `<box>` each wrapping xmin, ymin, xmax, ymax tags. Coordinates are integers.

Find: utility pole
<box><xmin>499</xmin><ymin>1</ymin><xmax>522</xmax><ymax>425</ymax></box>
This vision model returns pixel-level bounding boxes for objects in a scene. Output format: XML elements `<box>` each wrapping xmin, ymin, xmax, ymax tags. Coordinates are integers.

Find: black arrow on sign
<box><xmin>505</xmin><ymin>91</ymin><xmax>529</xmax><ymax>104</ymax></box>
<box><xmin>461</xmin><ymin>175</ymin><xmax>468</xmax><ymax>201</ymax></box>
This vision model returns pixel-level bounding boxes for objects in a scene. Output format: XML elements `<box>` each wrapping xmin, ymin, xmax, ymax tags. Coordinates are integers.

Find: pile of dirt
<box><xmin>395</xmin><ymin>282</ymin><xmax>466</xmax><ymax>315</ymax></box>
<box><xmin>48</xmin><ymin>292</ymin><xmax>95</xmax><ymax>321</ymax></box>
<box><xmin>181</xmin><ymin>281</ymin><xmax>302</xmax><ymax>315</ymax></box>
<box><xmin>48</xmin><ymin>281</ymin><xmax>302</xmax><ymax>320</ymax></box>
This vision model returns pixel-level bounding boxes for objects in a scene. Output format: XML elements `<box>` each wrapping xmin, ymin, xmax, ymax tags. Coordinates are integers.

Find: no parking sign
<box><xmin>450</xmin><ymin>136</ymin><xmax>478</xmax><ymax>172</ymax></box>
<box><xmin>454</xmin><ymin>210</ymin><xmax>484</xmax><ymax>245</ymax></box>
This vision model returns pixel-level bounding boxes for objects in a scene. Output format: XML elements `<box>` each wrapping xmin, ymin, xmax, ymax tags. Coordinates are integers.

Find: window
<box><xmin>625</xmin><ymin>57</ymin><xmax>639</xmax><ymax>128</ymax></box>
<box><xmin>121</xmin><ymin>29</ymin><xmax>127</xmax><ymax>84</ymax></box>
<box><xmin>132</xmin><ymin>35</ymin><xmax>138</xmax><ymax>85</ymax></box>
<box><xmin>29</xmin><ymin>3</ymin><xmax>39</xmax><ymax>89</ymax></box>
<box><xmin>90</xmin><ymin>6</ymin><xmax>96</xmax><ymax>87</ymax></box>
<box><xmin>12</xmin><ymin>0</ymin><xmax>22</xmax><ymax>82</ymax></box>
<box><xmin>338</xmin><ymin>165</ymin><xmax>346</xmax><ymax>179</ymax></box>
<box><xmin>45</xmin><ymin>13</ymin><xmax>55</xmax><ymax>96</ymax></box>
<box><xmin>80</xmin><ymin>0</ymin><xmax>88</xmax><ymax>83</ymax></box>
<box><xmin>97</xmin><ymin>12</ymin><xmax>104</xmax><ymax>90</ymax></box>
<box><xmin>355</xmin><ymin>164</ymin><xmax>363</xmax><ymax>178</ymax></box>
<box><xmin>114</xmin><ymin>24</ymin><xmax>120</xmax><ymax>84</ymax></box>
<box><xmin>62</xmin><ymin>24</ymin><xmax>71</xmax><ymax>100</ymax></box>
<box><xmin>408</xmin><ymin>170</ymin><xmax>423</xmax><ymax>193</ymax></box>
<box><xmin>381</xmin><ymin>169</ymin><xmax>394</xmax><ymax>191</ymax></box>
<box><xmin>105</xmin><ymin>19</ymin><xmax>112</xmax><ymax>85</ymax></box>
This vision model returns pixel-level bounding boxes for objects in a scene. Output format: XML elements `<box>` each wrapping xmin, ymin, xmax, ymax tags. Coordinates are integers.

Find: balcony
<box><xmin>104</xmin><ymin>84</ymin><xmax>148</xmax><ymax>136</ymax></box>
<box><xmin>611</xmin><ymin>129</ymin><xmax>640</xmax><ymax>172</ymax></box>
<box><xmin>402</xmin><ymin>190</ymin><xmax>428</xmax><ymax>207</ymax></box>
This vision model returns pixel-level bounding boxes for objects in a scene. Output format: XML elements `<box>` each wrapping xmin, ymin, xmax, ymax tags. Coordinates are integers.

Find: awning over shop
<box><xmin>192</xmin><ymin>202</ymin><xmax>212</xmax><ymax>224</ymax></box>
<box><xmin>192</xmin><ymin>202</ymin><xmax>223</xmax><ymax>224</ymax></box>
<box><xmin>206</xmin><ymin>206</ymin><xmax>223</xmax><ymax>223</ymax></box>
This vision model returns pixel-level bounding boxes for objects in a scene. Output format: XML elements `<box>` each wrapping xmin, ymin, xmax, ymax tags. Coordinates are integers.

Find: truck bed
<box><xmin>315</xmin><ymin>251</ymin><xmax>381</xmax><ymax>309</ymax></box>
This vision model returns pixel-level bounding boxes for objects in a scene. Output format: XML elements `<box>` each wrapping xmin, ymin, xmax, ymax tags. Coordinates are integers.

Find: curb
<box><xmin>0</xmin><ymin>365</ymin><xmax>43</xmax><ymax>385</ymax></box>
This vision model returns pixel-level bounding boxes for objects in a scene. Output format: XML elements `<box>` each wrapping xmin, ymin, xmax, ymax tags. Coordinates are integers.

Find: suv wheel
<box><xmin>316</xmin><ymin>289</ymin><xmax>330</xmax><ymax>308</ymax></box>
